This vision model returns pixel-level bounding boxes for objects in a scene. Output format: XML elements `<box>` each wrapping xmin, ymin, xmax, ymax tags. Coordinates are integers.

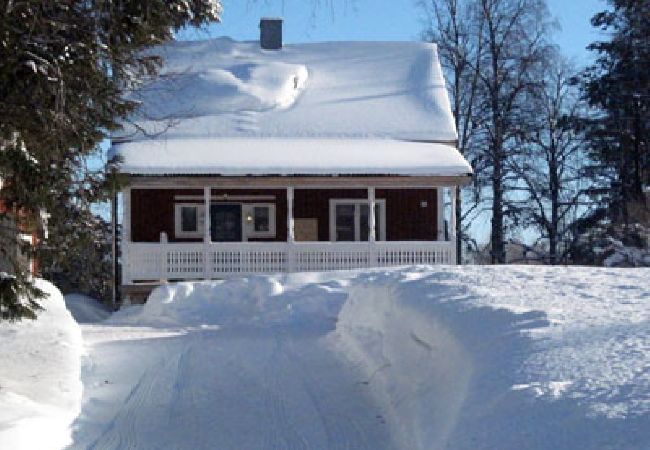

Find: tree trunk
<box><xmin>491</xmin><ymin>144</ymin><xmax>505</xmax><ymax>264</ymax></box>
<box><xmin>456</xmin><ymin>187</ymin><xmax>462</xmax><ymax>264</ymax></box>
<box><xmin>549</xmin><ymin>146</ymin><xmax>559</xmax><ymax>265</ymax></box>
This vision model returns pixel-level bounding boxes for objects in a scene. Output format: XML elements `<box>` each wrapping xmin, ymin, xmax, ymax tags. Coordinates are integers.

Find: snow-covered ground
<box><xmin>64</xmin><ymin>293</ymin><xmax>112</xmax><ymax>324</ymax></box>
<box><xmin>66</xmin><ymin>265</ymin><xmax>649</xmax><ymax>450</ymax></box>
<box><xmin>0</xmin><ymin>281</ymin><xmax>83</xmax><ymax>450</ymax></box>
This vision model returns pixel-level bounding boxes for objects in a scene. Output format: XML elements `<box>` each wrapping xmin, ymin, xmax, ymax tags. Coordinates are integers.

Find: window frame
<box><xmin>174</xmin><ymin>203</ymin><xmax>205</xmax><ymax>238</ymax></box>
<box><xmin>242</xmin><ymin>203</ymin><xmax>277</xmax><ymax>239</ymax></box>
<box><xmin>328</xmin><ymin>199</ymin><xmax>386</xmax><ymax>242</ymax></box>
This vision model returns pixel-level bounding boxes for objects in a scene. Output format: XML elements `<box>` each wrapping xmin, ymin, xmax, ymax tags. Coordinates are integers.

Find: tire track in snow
<box><xmin>88</xmin><ymin>350</ymin><xmax>179</xmax><ymax>450</ymax></box>
<box><xmin>73</xmin><ymin>325</ymin><xmax>394</xmax><ymax>450</ymax></box>
<box><xmin>264</xmin><ymin>331</ymin><xmax>310</xmax><ymax>450</ymax></box>
<box><xmin>280</xmin><ymin>332</ymin><xmax>386</xmax><ymax>450</ymax></box>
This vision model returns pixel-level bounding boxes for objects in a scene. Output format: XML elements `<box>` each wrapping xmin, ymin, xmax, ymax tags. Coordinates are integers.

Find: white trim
<box><xmin>450</xmin><ymin>187</ymin><xmax>457</xmax><ymax>239</ymax></box>
<box><xmin>437</xmin><ymin>188</ymin><xmax>444</xmax><ymax>241</ymax></box>
<box><xmin>127</xmin><ymin>183</ymin><xmax>468</xmax><ymax>190</ymax></box>
<box><xmin>328</xmin><ymin>199</ymin><xmax>386</xmax><ymax>242</ymax></box>
<box><xmin>123</xmin><ymin>187</ymin><xmax>131</xmax><ymax>244</ymax></box>
<box><xmin>203</xmin><ymin>187</ymin><xmax>211</xmax><ymax>243</ymax></box>
<box><xmin>287</xmin><ymin>187</ymin><xmax>295</xmax><ymax>243</ymax></box>
<box><xmin>368</xmin><ymin>187</ymin><xmax>376</xmax><ymax>242</ymax></box>
<box><xmin>174</xmin><ymin>203</ymin><xmax>205</xmax><ymax>238</ymax></box>
<box><xmin>175</xmin><ymin>194</ymin><xmax>276</xmax><ymax>201</ymax></box>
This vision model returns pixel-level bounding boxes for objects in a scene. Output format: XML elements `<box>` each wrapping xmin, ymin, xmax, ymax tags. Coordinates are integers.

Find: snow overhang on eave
<box><xmin>110</xmin><ymin>138</ymin><xmax>473</xmax><ymax>181</ymax></box>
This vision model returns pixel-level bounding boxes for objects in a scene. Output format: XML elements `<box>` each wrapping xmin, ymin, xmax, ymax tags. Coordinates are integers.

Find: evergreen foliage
<box><xmin>38</xmin><ymin>164</ymin><xmax>115</xmax><ymax>304</ymax></box>
<box><xmin>0</xmin><ymin>1</ymin><xmax>222</xmax><ymax>320</ymax></box>
<box><xmin>0</xmin><ymin>274</ymin><xmax>44</xmax><ymax>321</ymax></box>
<box><xmin>581</xmin><ymin>0</ymin><xmax>649</xmax><ymax>227</ymax></box>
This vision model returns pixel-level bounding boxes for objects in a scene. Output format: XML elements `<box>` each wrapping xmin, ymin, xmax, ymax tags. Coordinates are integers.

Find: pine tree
<box><xmin>582</xmin><ymin>0</ymin><xmax>649</xmax><ymax>227</ymax></box>
<box><xmin>0</xmin><ymin>1</ymin><xmax>222</xmax><ymax>320</ymax></box>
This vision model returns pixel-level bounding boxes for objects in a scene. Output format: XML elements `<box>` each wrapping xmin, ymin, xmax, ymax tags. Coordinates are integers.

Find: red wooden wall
<box><xmin>130</xmin><ymin>188</ymin><xmax>438</xmax><ymax>242</ymax></box>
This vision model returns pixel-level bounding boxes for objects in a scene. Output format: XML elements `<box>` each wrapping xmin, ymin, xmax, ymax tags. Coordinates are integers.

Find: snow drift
<box><xmin>64</xmin><ymin>293</ymin><xmax>111</xmax><ymax>324</ymax></box>
<box><xmin>0</xmin><ymin>280</ymin><xmax>83</xmax><ymax>450</ymax></box>
<box><xmin>108</xmin><ymin>265</ymin><xmax>649</xmax><ymax>450</ymax></box>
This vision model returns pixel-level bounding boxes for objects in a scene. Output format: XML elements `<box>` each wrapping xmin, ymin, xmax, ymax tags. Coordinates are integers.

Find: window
<box><xmin>243</xmin><ymin>203</ymin><xmax>276</xmax><ymax>238</ymax></box>
<box><xmin>254</xmin><ymin>206</ymin><xmax>270</xmax><ymax>232</ymax></box>
<box><xmin>329</xmin><ymin>200</ymin><xmax>386</xmax><ymax>241</ymax></box>
<box><xmin>174</xmin><ymin>204</ymin><xmax>205</xmax><ymax>238</ymax></box>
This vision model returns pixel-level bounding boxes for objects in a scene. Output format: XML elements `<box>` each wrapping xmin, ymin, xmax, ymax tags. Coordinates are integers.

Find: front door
<box><xmin>210</xmin><ymin>204</ymin><xmax>242</xmax><ymax>242</ymax></box>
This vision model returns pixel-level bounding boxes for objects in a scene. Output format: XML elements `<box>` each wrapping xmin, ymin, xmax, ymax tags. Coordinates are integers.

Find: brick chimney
<box><xmin>260</xmin><ymin>17</ymin><xmax>282</xmax><ymax>50</ymax></box>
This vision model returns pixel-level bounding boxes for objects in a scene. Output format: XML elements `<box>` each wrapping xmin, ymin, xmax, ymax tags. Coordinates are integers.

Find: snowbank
<box><xmin>0</xmin><ymin>280</ymin><xmax>83</xmax><ymax>450</ymax></box>
<box><xmin>112</xmin><ymin>266</ymin><xmax>649</xmax><ymax>449</ymax></box>
<box><xmin>331</xmin><ymin>266</ymin><xmax>650</xmax><ymax>449</ymax></box>
<box><xmin>109</xmin><ymin>274</ymin><xmax>350</xmax><ymax>328</ymax></box>
<box><xmin>64</xmin><ymin>293</ymin><xmax>111</xmax><ymax>324</ymax></box>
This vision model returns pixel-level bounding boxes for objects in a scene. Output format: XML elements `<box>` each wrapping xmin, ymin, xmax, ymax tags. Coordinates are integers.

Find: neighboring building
<box><xmin>110</xmin><ymin>19</ymin><xmax>473</xmax><ymax>301</ymax></box>
<box><xmin>0</xmin><ymin>178</ymin><xmax>48</xmax><ymax>275</ymax></box>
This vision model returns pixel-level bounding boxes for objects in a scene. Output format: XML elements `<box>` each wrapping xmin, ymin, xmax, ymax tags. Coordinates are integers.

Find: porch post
<box><xmin>203</xmin><ymin>186</ymin><xmax>211</xmax><ymax>279</ymax></box>
<box><xmin>203</xmin><ymin>186</ymin><xmax>211</xmax><ymax>243</ymax></box>
<box><xmin>122</xmin><ymin>187</ymin><xmax>132</xmax><ymax>284</ymax></box>
<box><xmin>449</xmin><ymin>186</ymin><xmax>458</xmax><ymax>265</ymax></box>
<box><xmin>287</xmin><ymin>187</ymin><xmax>295</xmax><ymax>243</ymax></box>
<box><xmin>368</xmin><ymin>187</ymin><xmax>376</xmax><ymax>242</ymax></box>
<box><xmin>287</xmin><ymin>187</ymin><xmax>295</xmax><ymax>272</ymax></box>
<box><xmin>368</xmin><ymin>186</ymin><xmax>377</xmax><ymax>267</ymax></box>
<box><xmin>449</xmin><ymin>187</ymin><xmax>457</xmax><ymax>239</ymax></box>
<box><xmin>437</xmin><ymin>187</ymin><xmax>444</xmax><ymax>241</ymax></box>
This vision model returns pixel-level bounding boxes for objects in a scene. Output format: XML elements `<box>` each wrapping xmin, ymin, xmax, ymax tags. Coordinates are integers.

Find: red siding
<box><xmin>130</xmin><ymin>187</ymin><xmax>438</xmax><ymax>243</ymax></box>
<box><xmin>377</xmin><ymin>189</ymin><xmax>438</xmax><ymax>241</ymax></box>
<box><xmin>130</xmin><ymin>188</ymin><xmax>287</xmax><ymax>243</ymax></box>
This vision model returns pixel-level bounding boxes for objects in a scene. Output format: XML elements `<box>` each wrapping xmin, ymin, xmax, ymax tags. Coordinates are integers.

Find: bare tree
<box><xmin>420</xmin><ymin>0</ymin><xmax>484</xmax><ymax>263</ymax></box>
<box><xmin>474</xmin><ymin>0</ymin><xmax>554</xmax><ymax>263</ymax></box>
<box><xmin>509</xmin><ymin>56</ymin><xmax>591</xmax><ymax>264</ymax></box>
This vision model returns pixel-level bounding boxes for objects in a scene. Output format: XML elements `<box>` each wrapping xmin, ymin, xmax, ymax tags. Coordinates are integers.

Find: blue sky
<box><xmin>183</xmin><ymin>0</ymin><xmax>605</xmax><ymax>64</ymax></box>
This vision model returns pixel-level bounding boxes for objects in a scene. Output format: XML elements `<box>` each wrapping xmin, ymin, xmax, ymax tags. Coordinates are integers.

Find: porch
<box><xmin>124</xmin><ymin>240</ymin><xmax>456</xmax><ymax>282</ymax></box>
<box><xmin>121</xmin><ymin>181</ymin><xmax>460</xmax><ymax>284</ymax></box>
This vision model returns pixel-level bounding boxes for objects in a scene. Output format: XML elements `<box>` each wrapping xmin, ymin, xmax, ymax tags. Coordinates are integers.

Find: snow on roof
<box><xmin>113</xmin><ymin>38</ymin><xmax>458</xmax><ymax>141</ymax></box>
<box><xmin>112</xmin><ymin>138</ymin><xmax>472</xmax><ymax>177</ymax></box>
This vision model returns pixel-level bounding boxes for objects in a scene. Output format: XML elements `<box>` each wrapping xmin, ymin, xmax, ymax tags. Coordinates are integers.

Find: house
<box><xmin>0</xmin><ymin>177</ymin><xmax>49</xmax><ymax>276</ymax></box>
<box><xmin>110</xmin><ymin>19</ymin><xmax>473</xmax><ymax>302</ymax></box>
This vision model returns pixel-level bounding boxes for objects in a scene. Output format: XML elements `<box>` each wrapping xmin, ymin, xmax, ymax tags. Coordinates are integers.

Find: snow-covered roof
<box><xmin>111</xmin><ymin>138</ymin><xmax>471</xmax><ymax>176</ymax></box>
<box><xmin>111</xmin><ymin>38</ymin><xmax>472</xmax><ymax>178</ymax></box>
<box><xmin>114</xmin><ymin>38</ymin><xmax>457</xmax><ymax>141</ymax></box>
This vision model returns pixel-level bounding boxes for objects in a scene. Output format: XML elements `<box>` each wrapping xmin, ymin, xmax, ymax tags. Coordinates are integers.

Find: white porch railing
<box><xmin>123</xmin><ymin>241</ymin><xmax>456</xmax><ymax>283</ymax></box>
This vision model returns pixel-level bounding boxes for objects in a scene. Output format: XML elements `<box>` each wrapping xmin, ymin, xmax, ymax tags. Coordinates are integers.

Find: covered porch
<box><xmin>121</xmin><ymin>178</ymin><xmax>460</xmax><ymax>284</ymax></box>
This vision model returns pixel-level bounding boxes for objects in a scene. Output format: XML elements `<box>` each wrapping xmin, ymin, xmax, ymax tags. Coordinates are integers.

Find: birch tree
<box><xmin>510</xmin><ymin>57</ymin><xmax>590</xmax><ymax>264</ymax></box>
<box><xmin>420</xmin><ymin>0</ymin><xmax>484</xmax><ymax>263</ymax></box>
<box><xmin>475</xmin><ymin>0</ymin><xmax>554</xmax><ymax>263</ymax></box>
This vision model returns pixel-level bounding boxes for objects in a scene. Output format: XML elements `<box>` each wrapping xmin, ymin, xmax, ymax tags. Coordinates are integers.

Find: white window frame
<box><xmin>174</xmin><ymin>203</ymin><xmax>205</xmax><ymax>238</ymax></box>
<box><xmin>242</xmin><ymin>203</ymin><xmax>276</xmax><ymax>240</ymax></box>
<box><xmin>329</xmin><ymin>199</ymin><xmax>386</xmax><ymax>242</ymax></box>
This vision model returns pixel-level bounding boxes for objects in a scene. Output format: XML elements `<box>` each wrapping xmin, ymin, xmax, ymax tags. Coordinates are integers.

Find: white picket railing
<box><xmin>123</xmin><ymin>241</ymin><xmax>456</xmax><ymax>283</ymax></box>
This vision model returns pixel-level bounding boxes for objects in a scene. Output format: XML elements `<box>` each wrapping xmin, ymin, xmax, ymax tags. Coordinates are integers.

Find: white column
<box><xmin>437</xmin><ymin>187</ymin><xmax>444</xmax><ymax>241</ymax></box>
<box><xmin>203</xmin><ymin>186</ymin><xmax>211</xmax><ymax>279</ymax></box>
<box><xmin>450</xmin><ymin>187</ymin><xmax>457</xmax><ymax>239</ymax></box>
<box><xmin>449</xmin><ymin>187</ymin><xmax>458</xmax><ymax>264</ymax></box>
<box><xmin>203</xmin><ymin>186</ymin><xmax>211</xmax><ymax>243</ymax></box>
<box><xmin>368</xmin><ymin>187</ymin><xmax>376</xmax><ymax>242</ymax></box>
<box><xmin>123</xmin><ymin>187</ymin><xmax>131</xmax><ymax>243</ymax></box>
<box><xmin>287</xmin><ymin>187</ymin><xmax>295</xmax><ymax>273</ymax></box>
<box><xmin>122</xmin><ymin>187</ymin><xmax>132</xmax><ymax>284</ymax></box>
<box><xmin>287</xmin><ymin>187</ymin><xmax>295</xmax><ymax>243</ymax></box>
